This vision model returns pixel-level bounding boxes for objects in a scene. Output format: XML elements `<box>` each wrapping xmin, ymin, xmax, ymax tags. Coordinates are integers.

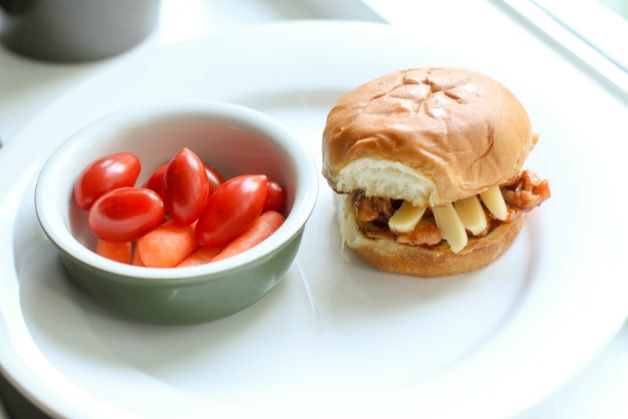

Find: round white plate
<box><xmin>1</xmin><ymin>21</ymin><xmax>626</xmax><ymax>418</ymax></box>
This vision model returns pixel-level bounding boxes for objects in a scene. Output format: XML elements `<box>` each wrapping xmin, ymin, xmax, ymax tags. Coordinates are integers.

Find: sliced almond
<box><xmin>480</xmin><ymin>186</ymin><xmax>508</xmax><ymax>220</ymax></box>
<box><xmin>388</xmin><ymin>200</ymin><xmax>426</xmax><ymax>233</ymax></box>
<box><xmin>432</xmin><ymin>203</ymin><xmax>468</xmax><ymax>253</ymax></box>
<box><xmin>454</xmin><ymin>195</ymin><xmax>488</xmax><ymax>235</ymax></box>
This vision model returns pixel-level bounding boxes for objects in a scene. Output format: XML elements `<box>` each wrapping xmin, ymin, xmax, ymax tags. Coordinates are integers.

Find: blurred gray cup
<box><xmin>0</xmin><ymin>0</ymin><xmax>160</xmax><ymax>62</ymax></box>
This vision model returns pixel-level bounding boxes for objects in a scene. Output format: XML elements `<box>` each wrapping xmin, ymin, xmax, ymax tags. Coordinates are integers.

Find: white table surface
<box><xmin>1</xmin><ymin>0</ymin><xmax>626</xmax><ymax>418</ymax></box>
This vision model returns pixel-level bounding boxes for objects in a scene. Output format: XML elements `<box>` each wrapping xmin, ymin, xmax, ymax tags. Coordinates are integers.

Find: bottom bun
<box><xmin>335</xmin><ymin>194</ymin><xmax>524</xmax><ymax>278</ymax></box>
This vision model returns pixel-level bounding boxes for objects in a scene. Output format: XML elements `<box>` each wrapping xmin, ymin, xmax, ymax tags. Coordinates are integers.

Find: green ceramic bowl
<box><xmin>35</xmin><ymin>102</ymin><xmax>318</xmax><ymax>325</ymax></box>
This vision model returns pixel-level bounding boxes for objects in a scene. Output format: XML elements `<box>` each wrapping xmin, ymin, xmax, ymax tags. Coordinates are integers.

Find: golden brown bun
<box><xmin>336</xmin><ymin>194</ymin><xmax>524</xmax><ymax>277</ymax></box>
<box><xmin>322</xmin><ymin>68</ymin><xmax>536</xmax><ymax>207</ymax></box>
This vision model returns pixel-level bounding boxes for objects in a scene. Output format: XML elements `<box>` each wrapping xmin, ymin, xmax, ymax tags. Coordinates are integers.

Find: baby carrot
<box><xmin>135</xmin><ymin>220</ymin><xmax>197</xmax><ymax>268</ymax></box>
<box><xmin>96</xmin><ymin>239</ymin><xmax>132</xmax><ymax>264</ymax></box>
<box><xmin>211</xmin><ymin>210</ymin><xmax>285</xmax><ymax>262</ymax></box>
<box><xmin>177</xmin><ymin>245</ymin><xmax>225</xmax><ymax>267</ymax></box>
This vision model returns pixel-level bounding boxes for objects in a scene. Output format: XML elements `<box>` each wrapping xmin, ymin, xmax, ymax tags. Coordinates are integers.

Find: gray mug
<box><xmin>0</xmin><ymin>0</ymin><xmax>160</xmax><ymax>62</ymax></box>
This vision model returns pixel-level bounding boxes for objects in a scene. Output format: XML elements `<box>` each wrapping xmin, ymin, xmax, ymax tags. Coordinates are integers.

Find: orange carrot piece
<box><xmin>136</xmin><ymin>220</ymin><xmax>198</xmax><ymax>268</ymax></box>
<box><xmin>95</xmin><ymin>239</ymin><xmax>132</xmax><ymax>264</ymax></box>
<box><xmin>212</xmin><ymin>210</ymin><xmax>285</xmax><ymax>262</ymax></box>
<box><xmin>177</xmin><ymin>245</ymin><xmax>225</xmax><ymax>267</ymax></box>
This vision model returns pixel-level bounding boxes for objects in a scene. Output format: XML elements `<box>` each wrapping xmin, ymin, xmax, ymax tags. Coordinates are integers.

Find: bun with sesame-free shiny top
<box><xmin>322</xmin><ymin>68</ymin><xmax>550</xmax><ymax>277</ymax></box>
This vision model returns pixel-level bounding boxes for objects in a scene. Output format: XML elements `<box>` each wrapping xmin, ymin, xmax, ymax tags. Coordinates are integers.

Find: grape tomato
<box><xmin>195</xmin><ymin>174</ymin><xmax>268</xmax><ymax>247</ymax></box>
<box><xmin>264</xmin><ymin>180</ymin><xmax>286</xmax><ymax>212</ymax></box>
<box><xmin>204</xmin><ymin>163</ymin><xmax>224</xmax><ymax>194</ymax></box>
<box><xmin>163</xmin><ymin>148</ymin><xmax>209</xmax><ymax>225</ymax></box>
<box><xmin>88</xmin><ymin>187</ymin><xmax>165</xmax><ymax>242</ymax></box>
<box><xmin>142</xmin><ymin>164</ymin><xmax>167</xmax><ymax>197</ymax></box>
<box><xmin>74</xmin><ymin>152</ymin><xmax>141</xmax><ymax>210</ymax></box>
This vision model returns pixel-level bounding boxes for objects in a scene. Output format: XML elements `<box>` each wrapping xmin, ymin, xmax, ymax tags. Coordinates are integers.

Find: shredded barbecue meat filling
<box><xmin>354</xmin><ymin>192</ymin><xmax>396</xmax><ymax>224</ymax></box>
<box><xmin>353</xmin><ymin>170</ymin><xmax>550</xmax><ymax>247</ymax></box>
<box><xmin>501</xmin><ymin>170</ymin><xmax>551</xmax><ymax>214</ymax></box>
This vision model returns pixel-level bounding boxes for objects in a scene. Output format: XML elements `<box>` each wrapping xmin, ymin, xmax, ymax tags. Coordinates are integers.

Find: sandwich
<box><xmin>322</xmin><ymin>67</ymin><xmax>550</xmax><ymax>277</ymax></box>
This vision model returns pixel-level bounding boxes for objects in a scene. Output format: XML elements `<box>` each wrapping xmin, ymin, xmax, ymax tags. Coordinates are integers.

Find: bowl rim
<box><xmin>34</xmin><ymin>100</ymin><xmax>319</xmax><ymax>284</ymax></box>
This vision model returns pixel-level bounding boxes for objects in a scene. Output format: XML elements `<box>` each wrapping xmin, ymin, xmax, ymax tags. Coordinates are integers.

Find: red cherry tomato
<box><xmin>204</xmin><ymin>163</ymin><xmax>224</xmax><ymax>194</ymax></box>
<box><xmin>264</xmin><ymin>180</ymin><xmax>286</xmax><ymax>212</ymax></box>
<box><xmin>74</xmin><ymin>152</ymin><xmax>141</xmax><ymax>210</ymax></box>
<box><xmin>195</xmin><ymin>174</ymin><xmax>268</xmax><ymax>247</ymax></box>
<box><xmin>88</xmin><ymin>187</ymin><xmax>165</xmax><ymax>242</ymax></box>
<box><xmin>142</xmin><ymin>164</ymin><xmax>167</xmax><ymax>197</ymax></box>
<box><xmin>163</xmin><ymin>148</ymin><xmax>209</xmax><ymax>225</ymax></box>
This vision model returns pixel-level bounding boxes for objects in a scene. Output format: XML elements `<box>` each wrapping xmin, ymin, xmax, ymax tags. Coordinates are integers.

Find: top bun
<box><xmin>322</xmin><ymin>68</ymin><xmax>536</xmax><ymax>207</ymax></box>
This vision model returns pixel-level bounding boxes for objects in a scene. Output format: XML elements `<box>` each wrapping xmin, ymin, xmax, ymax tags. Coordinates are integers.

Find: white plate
<box><xmin>1</xmin><ymin>21</ymin><xmax>626</xmax><ymax>418</ymax></box>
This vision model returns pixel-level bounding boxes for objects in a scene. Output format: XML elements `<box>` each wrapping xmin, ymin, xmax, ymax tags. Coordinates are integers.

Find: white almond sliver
<box><xmin>433</xmin><ymin>203</ymin><xmax>468</xmax><ymax>253</ymax></box>
<box><xmin>480</xmin><ymin>186</ymin><xmax>508</xmax><ymax>220</ymax></box>
<box><xmin>454</xmin><ymin>195</ymin><xmax>488</xmax><ymax>235</ymax></box>
<box><xmin>388</xmin><ymin>200</ymin><xmax>426</xmax><ymax>233</ymax></box>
